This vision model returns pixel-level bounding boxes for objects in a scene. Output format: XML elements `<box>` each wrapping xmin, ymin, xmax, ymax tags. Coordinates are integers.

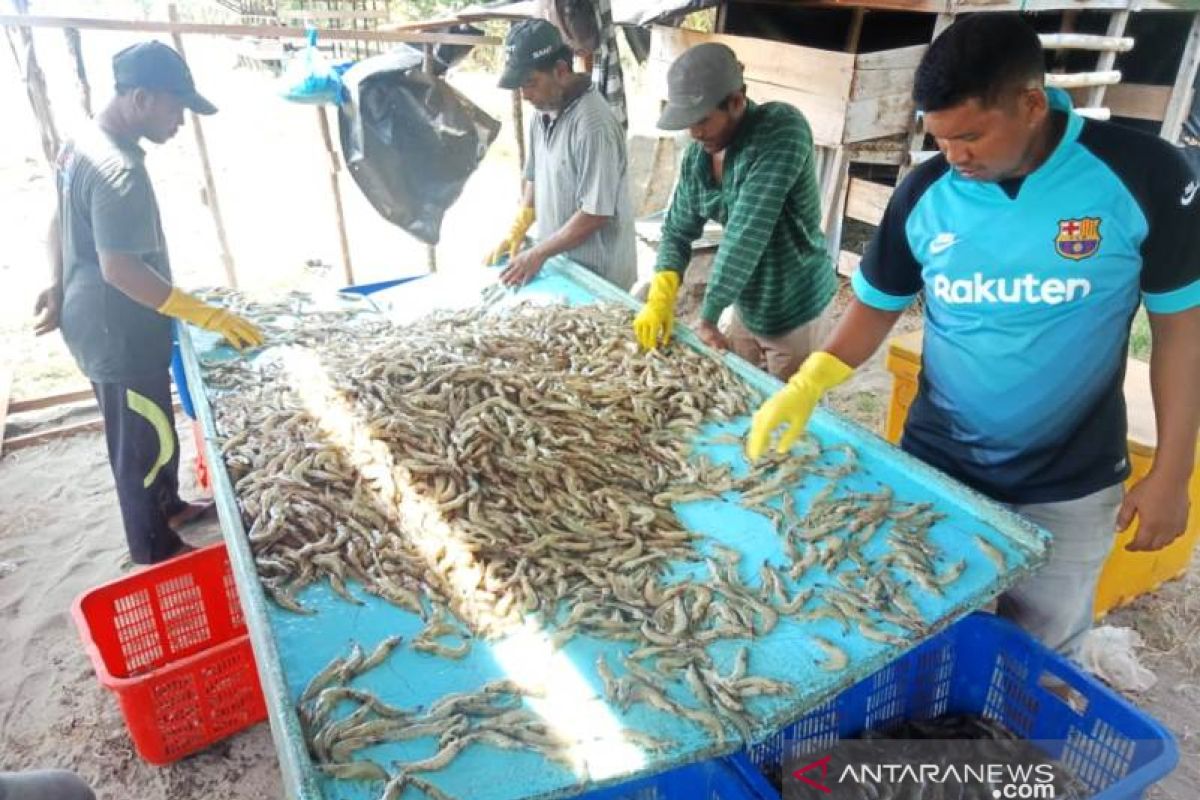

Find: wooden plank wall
<box><xmin>648</xmin><ymin>25</ymin><xmax>856</xmax><ymax>148</ymax></box>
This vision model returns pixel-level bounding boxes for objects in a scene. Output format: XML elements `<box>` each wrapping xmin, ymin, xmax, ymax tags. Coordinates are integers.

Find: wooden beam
<box><xmin>9</xmin><ymin>388</ymin><xmax>93</xmax><ymax>414</ymax></box>
<box><xmin>0</xmin><ymin>367</ymin><xmax>11</xmax><ymax>459</ymax></box>
<box><xmin>1085</xmin><ymin>11</ymin><xmax>1129</xmax><ymax>110</ymax></box>
<box><xmin>169</xmin><ymin>5</ymin><xmax>237</xmax><ymax>288</ymax></box>
<box><xmin>277</xmin><ymin>8</ymin><xmax>390</xmax><ymax>22</ymax></box>
<box><xmin>1162</xmin><ymin>12</ymin><xmax>1200</xmax><ymax>143</ymax></box>
<box><xmin>317</xmin><ymin>106</ymin><xmax>354</xmax><ymax>286</ymax></box>
<box><xmin>4</xmin><ymin>417</ymin><xmax>105</xmax><ymax>452</ymax></box>
<box><xmin>1075</xmin><ymin>106</ymin><xmax>1112</xmax><ymax>121</ymax></box>
<box><xmin>0</xmin><ymin>15</ymin><xmax>497</xmax><ymax>46</ymax></box>
<box><xmin>846</xmin><ymin>178</ymin><xmax>892</xmax><ymax>227</ymax></box>
<box><xmin>1045</xmin><ymin>70</ymin><xmax>1121</xmax><ymax>89</ymax></box>
<box><xmin>1038</xmin><ymin>32</ymin><xmax>1133</xmax><ymax>52</ymax></box>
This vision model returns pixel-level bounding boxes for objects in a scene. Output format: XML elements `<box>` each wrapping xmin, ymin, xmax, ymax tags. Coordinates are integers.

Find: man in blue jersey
<box><xmin>746</xmin><ymin>14</ymin><xmax>1200</xmax><ymax>653</ymax></box>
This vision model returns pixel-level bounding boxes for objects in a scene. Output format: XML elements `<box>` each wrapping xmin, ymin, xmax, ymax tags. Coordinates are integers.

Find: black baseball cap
<box><xmin>658</xmin><ymin>43</ymin><xmax>744</xmax><ymax>130</ymax></box>
<box><xmin>498</xmin><ymin>19</ymin><xmax>572</xmax><ymax>90</ymax></box>
<box><xmin>113</xmin><ymin>41</ymin><xmax>217</xmax><ymax>115</ymax></box>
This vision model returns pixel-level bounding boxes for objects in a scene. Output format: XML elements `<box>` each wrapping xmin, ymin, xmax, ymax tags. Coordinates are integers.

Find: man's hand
<box><xmin>500</xmin><ymin>247</ymin><xmax>548</xmax><ymax>288</ymax></box>
<box><xmin>1119</xmin><ymin>472</ymin><xmax>1190</xmax><ymax>551</ymax></box>
<box><xmin>33</xmin><ymin>286</ymin><xmax>62</xmax><ymax>336</ymax></box>
<box><xmin>696</xmin><ymin>320</ymin><xmax>729</xmax><ymax>352</ymax></box>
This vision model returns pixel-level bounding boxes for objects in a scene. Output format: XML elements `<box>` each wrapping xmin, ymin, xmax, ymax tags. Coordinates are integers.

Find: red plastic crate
<box><xmin>71</xmin><ymin>543</ymin><xmax>266</xmax><ymax>764</ymax></box>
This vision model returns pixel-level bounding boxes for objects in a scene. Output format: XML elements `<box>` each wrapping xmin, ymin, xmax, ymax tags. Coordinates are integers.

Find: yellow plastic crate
<box><xmin>884</xmin><ymin>330</ymin><xmax>1200</xmax><ymax>618</ymax></box>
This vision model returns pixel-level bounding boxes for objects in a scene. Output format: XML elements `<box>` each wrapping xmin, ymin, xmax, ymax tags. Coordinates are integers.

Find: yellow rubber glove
<box><xmin>158</xmin><ymin>288</ymin><xmax>264</xmax><ymax>351</ymax></box>
<box><xmin>746</xmin><ymin>352</ymin><xmax>854</xmax><ymax>460</ymax></box>
<box><xmin>485</xmin><ymin>206</ymin><xmax>536</xmax><ymax>265</ymax></box>
<box><xmin>633</xmin><ymin>270</ymin><xmax>681</xmax><ymax>350</ymax></box>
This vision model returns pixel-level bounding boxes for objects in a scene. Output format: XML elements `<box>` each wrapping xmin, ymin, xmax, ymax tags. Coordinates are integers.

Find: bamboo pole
<box><xmin>317</xmin><ymin>105</ymin><xmax>355</xmax><ymax>286</ymax></box>
<box><xmin>168</xmin><ymin>5</ymin><xmax>238</xmax><ymax>288</ymax></box>
<box><xmin>424</xmin><ymin>43</ymin><xmax>438</xmax><ymax>275</ymax></box>
<box><xmin>63</xmin><ymin>27</ymin><xmax>91</xmax><ymax>116</ymax></box>
<box><xmin>0</xmin><ymin>14</ymin><xmax>495</xmax><ymax>46</ymax></box>
<box><xmin>1038</xmin><ymin>33</ymin><xmax>1134</xmax><ymax>52</ymax></box>
<box><xmin>1045</xmin><ymin>70</ymin><xmax>1122</xmax><ymax>90</ymax></box>
<box><xmin>8</xmin><ymin>0</ymin><xmax>59</xmax><ymax>165</ymax></box>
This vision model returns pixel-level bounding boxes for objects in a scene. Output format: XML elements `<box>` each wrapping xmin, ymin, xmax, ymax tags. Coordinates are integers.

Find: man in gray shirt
<box><xmin>33</xmin><ymin>42</ymin><xmax>261</xmax><ymax>565</ymax></box>
<box><xmin>486</xmin><ymin>19</ymin><xmax>636</xmax><ymax>291</ymax></box>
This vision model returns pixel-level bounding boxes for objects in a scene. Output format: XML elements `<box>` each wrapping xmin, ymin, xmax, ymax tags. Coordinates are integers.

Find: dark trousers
<box><xmin>92</xmin><ymin>373</ymin><xmax>186</xmax><ymax>565</ymax></box>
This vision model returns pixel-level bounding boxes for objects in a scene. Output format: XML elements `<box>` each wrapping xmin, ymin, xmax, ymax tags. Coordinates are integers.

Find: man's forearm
<box><xmin>1147</xmin><ymin>308</ymin><xmax>1200</xmax><ymax>484</ymax></box>
<box><xmin>98</xmin><ymin>251</ymin><xmax>173</xmax><ymax>310</ymax></box>
<box><xmin>529</xmin><ymin>211</ymin><xmax>608</xmax><ymax>261</ymax></box>
<box><xmin>823</xmin><ymin>297</ymin><xmax>903</xmax><ymax>368</ymax></box>
<box><xmin>520</xmin><ymin>180</ymin><xmax>534</xmax><ymax>210</ymax></box>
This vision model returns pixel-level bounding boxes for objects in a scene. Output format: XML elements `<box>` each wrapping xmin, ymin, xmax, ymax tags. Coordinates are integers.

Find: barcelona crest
<box><xmin>1055</xmin><ymin>217</ymin><xmax>1102</xmax><ymax>261</ymax></box>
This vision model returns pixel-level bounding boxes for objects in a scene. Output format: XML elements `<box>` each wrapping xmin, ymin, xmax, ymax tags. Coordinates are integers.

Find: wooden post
<box><xmin>63</xmin><ymin>27</ymin><xmax>92</xmax><ymax>116</ymax></box>
<box><xmin>511</xmin><ymin>88</ymin><xmax>525</xmax><ymax>176</ymax></box>
<box><xmin>8</xmin><ymin>0</ymin><xmax>59</xmax><ymax>165</ymax></box>
<box><xmin>1085</xmin><ymin>10</ymin><xmax>1130</xmax><ymax>110</ymax></box>
<box><xmin>844</xmin><ymin>8</ymin><xmax>865</xmax><ymax>54</ymax></box>
<box><xmin>1161</xmin><ymin>12</ymin><xmax>1200</xmax><ymax>144</ymax></box>
<box><xmin>423</xmin><ymin>42</ymin><xmax>438</xmax><ymax>275</ymax></box>
<box><xmin>316</xmin><ymin>105</ymin><xmax>355</xmax><ymax>286</ymax></box>
<box><xmin>168</xmin><ymin>5</ymin><xmax>238</xmax><ymax>288</ymax></box>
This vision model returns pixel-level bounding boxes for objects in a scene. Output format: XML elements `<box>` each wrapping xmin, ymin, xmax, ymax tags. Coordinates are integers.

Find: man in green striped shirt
<box><xmin>633</xmin><ymin>43</ymin><xmax>837</xmax><ymax>379</ymax></box>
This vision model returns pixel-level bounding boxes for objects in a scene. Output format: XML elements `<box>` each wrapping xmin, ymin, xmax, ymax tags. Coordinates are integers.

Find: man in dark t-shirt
<box><xmin>747</xmin><ymin>16</ymin><xmax>1200</xmax><ymax>654</ymax></box>
<box><xmin>33</xmin><ymin>42</ymin><xmax>262</xmax><ymax>565</ymax></box>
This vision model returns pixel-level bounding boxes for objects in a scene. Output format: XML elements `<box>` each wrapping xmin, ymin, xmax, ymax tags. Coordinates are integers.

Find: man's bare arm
<box><xmin>98</xmin><ymin>250</ymin><xmax>172</xmax><ymax>309</ymax></box>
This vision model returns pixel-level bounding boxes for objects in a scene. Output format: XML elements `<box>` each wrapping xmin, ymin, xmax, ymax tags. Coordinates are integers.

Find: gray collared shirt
<box><xmin>524</xmin><ymin>83</ymin><xmax>636</xmax><ymax>290</ymax></box>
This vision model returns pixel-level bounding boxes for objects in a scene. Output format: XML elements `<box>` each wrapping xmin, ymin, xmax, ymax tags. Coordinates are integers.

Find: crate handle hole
<box><xmin>1037</xmin><ymin>671</ymin><xmax>1088</xmax><ymax>715</ymax></box>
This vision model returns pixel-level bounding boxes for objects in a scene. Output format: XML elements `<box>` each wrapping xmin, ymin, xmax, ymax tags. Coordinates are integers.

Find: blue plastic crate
<box><xmin>582</xmin><ymin>754</ymin><xmax>780</xmax><ymax>800</ymax></box>
<box><xmin>747</xmin><ymin>613</ymin><xmax>1177</xmax><ymax>800</ymax></box>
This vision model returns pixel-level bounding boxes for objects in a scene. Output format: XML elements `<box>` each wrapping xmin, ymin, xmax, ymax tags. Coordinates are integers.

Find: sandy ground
<box><xmin>0</xmin><ymin>422</ymin><xmax>283</xmax><ymax>796</ymax></box>
<box><xmin>2</xmin><ymin>16</ymin><xmax>1198</xmax><ymax>800</ymax></box>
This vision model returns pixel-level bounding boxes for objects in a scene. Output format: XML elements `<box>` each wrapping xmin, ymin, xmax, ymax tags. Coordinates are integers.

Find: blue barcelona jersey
<box><xmin>854</xmin><ymin>89</ymin><xmax>1200</xmax><ymax>504</ymax></box>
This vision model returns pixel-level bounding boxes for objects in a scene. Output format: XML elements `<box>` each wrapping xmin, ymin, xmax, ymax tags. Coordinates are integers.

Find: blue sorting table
<box><xmin>179</xmin><ymin>256</ymin><xmax>1050</xmax><ymax>800</ymax></box>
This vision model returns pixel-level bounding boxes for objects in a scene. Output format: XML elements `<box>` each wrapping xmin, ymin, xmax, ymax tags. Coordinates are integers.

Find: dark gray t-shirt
<box><xmin>523</xmin><ymin>83</ymin><xmax>636</xmax><ymax>290</ymax></box>
<box><xmin>56</xmin><ymin>125</ymin><xmax>173</xmax><ymax>383</ymax></box>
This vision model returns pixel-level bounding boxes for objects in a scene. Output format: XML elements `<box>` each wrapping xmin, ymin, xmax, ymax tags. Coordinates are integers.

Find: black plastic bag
<box><xmin>338</xmin><ymin>47</ymin><xmax>500</xmax><ymax>245</ymax></box>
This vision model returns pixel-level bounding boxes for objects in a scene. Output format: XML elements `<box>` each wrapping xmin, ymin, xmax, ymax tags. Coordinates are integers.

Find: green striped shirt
<box><xmin>656</xmin><ymin>101</ymin><xmax>836</xmax><ymax>336</ymax></box>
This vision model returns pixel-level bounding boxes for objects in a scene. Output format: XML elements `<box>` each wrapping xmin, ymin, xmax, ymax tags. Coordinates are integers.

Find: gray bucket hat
<box><xmin>657</xmin><ymin>43</ymin><xmax>744</xmax><ymax>130</ymax></box>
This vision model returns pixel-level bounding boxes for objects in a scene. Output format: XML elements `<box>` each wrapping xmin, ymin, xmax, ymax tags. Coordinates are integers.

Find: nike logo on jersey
<box><xmin>931</xmin><ymin>274</ymin><xmax>1092</xmax><ymax>305</ymax></box>
<box><xmin>1182</xmin><ymin>180</ymin><xmax>1199</xmax><ymax>207</ymax></box>
<box><xmin>929</xmin><ymin>233</ymin><xmax>958</xmax><ymax>255</ymax></box>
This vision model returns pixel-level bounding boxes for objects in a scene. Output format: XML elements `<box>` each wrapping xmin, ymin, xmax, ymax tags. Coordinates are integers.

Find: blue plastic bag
<box><xmin>280</xmin><ymin>28</ymin><xmax>345</xmax><ymax>105</ymax></box>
